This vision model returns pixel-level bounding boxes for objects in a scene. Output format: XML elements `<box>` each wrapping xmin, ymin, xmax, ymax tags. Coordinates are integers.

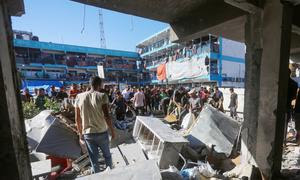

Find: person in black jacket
<box><xmin>112</xmin><ymin>91</ymin><xmax>127</xmax><ymax>121</ymax></box>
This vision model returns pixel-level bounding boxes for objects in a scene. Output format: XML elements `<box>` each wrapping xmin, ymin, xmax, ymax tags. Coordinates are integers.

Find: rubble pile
<box><xmin>26</xmin><ymin>103</ymin><xmax>256</xmax><ymax>180</ymax></box>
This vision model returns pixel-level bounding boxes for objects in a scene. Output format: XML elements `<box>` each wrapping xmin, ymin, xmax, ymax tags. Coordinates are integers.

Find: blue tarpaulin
<box><xmin>22</xmin><ymin>80</ymin><xmax>63</xmax><ymax>93</ymax></box>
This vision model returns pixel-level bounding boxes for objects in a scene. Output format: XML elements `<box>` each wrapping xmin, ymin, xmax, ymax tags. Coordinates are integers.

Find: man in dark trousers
<box><xmin>228</xmin><ymin>88</ymin><xmax>238</xmax><ymax>119</ymax></box>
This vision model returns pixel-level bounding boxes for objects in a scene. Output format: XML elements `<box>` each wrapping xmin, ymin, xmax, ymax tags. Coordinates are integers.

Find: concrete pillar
<box><xmin>242</xmin><ymin>10</ymin><xmax>263</xmax><ymax>166</ymax></box>
<box><xmin>0</xmin><ymin>1</ymin><xmax>31</xmax><ymax>179</ymax></box>
<box><xmin>255</xmin><ymin>0</ymin><xmax>293</xmax><ymax>178</ymax></box>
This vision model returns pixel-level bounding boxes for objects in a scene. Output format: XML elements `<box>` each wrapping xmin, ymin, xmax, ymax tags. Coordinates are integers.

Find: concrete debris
<box><xmin>26</xmin><ymin>110</ymin><xmax>81</xmax><ymax>159</ymax></box>
<box><xmin>31</xmin><ymin>159</ymin><xmax>52</xmax><ymax>180</ymax></box>
<box><xmin>27</xmin><ymin>106</ymin><xmax>248</xmax><ymax>180</ymax></box>
<box><xmin>223</xmin><ymin>163</ymin><xmax>261</xmax><ymax>180</ymax></box>
<box><xmin>161</xmin><ymin>171</ymin><xmax>183</xmax><ymax>180</ymax></box>
<box><xmin>29</xmin><ymin>152</ymin><xmax>47</xmax><ymax>162</ymax></box>
<box><xmin>187</xmin><ymin>105</ymin><xmax>242</xmax><ymax>157</ymax></box>
<box><xmin>133</xmin><ymin>116</ymin><xmax>188</xmax><ymax>169</ymax></box>
<box><xmin>72</xmin><ymin>153</ymin><xmax>89</xmax><ymax>172</ymax></box>
<box><xmin>161</xmin><ymin>165</ymin><xmax>183</xmax><ymax>180</ymax></box>
<box><xmin>282</xmin><ymin>146</ymin><xmax>300</xmax><ymax>173</ymax></box>
<box><xmin>76</xmin><ymin>160</ymin><xmax>162</xmax><ymax>180</ymax></box>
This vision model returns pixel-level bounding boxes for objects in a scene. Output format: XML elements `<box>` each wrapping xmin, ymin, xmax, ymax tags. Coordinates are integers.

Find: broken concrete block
<box><xmin>26</xmin><ymin>110</ymin><xmax>81</xmax><ymax>159</ymax></box>
<box><xmin>117</xmin><ymin>143</ymin><xmax>147</xmax><ymax>164</ymax></box>
<box><xmin>133</xmin><ymin>116</ymin><xmax>188</xmax><ymax>169</ymax></box>
<box><xmin>187</xmin><ymin>105</ymin><xmax>242</xmax><ymax>157</ymax></box>
<box><xmin>31</xmin><ymin>159</ymin><xmax>52</xmax><ymax>179</ymax></box>
<box><xmin>223</xmin><ymin>163</ymin><xmax>261</xmax><ymax>180</ymax></box>
<box><xmin>76</xmin><ymin>160</ymin><xmax>162</xmax><ymax>180</ymax></box>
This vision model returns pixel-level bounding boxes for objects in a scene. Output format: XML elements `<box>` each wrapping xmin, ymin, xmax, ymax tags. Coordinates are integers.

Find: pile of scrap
<box><xmin>25</xmin><ymin>110</ymin><xmax>81</xmax><ymax>159</ymax></box>
<box><xmin>128</xmin><ymin>105</ymin><xmax>243</xmax><ymax>180</ymax></box>
<box><xmin>25</xmin><ymin>110</ymin><xmax>83</xmax><ymax>179</ymax></box>
<box><xmin>25</xmin><ymin>103</ymin><xmax>246</xmax><ymax>179</ymax></box>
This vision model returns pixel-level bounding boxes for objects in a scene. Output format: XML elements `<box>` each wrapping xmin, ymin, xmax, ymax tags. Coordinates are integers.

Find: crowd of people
<box><xmin>21</xmin><ymin>81</ymin><xmax>239</xmax><ymax>119</ymax></box>
<box><xmin>107</xmin><ymin>85</ymin><xmax>239</xmax><ymax>121</ymax></box>
<box><xmin>20</xmin><ymin>81</ymin><xmax>240</xmax><ymax>119</ymax></box>
<box><xmin>20</xmin><ymin>83</ymin><xmax>86</xmax><ymax>110</ymax></box>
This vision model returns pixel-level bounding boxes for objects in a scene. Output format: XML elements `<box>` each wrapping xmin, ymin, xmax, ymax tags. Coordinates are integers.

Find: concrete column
<box><xmin>0</xmin><ymin>1</ymin><xmax>31</xmax><ymax>179</ymax></box>
<box><xmin>255</xmin><ymin>0</ymin><xmax>293</xmax><ymax>178</ymax></box>
<box><xmin>242</xmin><ymin>10</ymin><xmax>263</xmax><ymax>166</ymax></box>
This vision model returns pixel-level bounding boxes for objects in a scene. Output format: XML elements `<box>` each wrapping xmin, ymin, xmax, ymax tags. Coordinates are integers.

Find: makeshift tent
<box><xmin>187</xmin><ymin>105</ymin><xmax>241</xmax><ymax>157</ymax></box>
<box><xmin>25</xmin><ymin>111</ymin><xmax>81</xmax><ymax>159</ymax></box>
<box><xmin>156</xmin><ymin>63</ymin><xmax>166</xmax><ymax>80</ymax></box>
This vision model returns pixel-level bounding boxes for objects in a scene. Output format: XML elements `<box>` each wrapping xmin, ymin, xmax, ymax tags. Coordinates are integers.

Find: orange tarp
<box><xmin>157</xmin><ymin>63</ymin><xmax>166</xmax><ymax>80</ymax></box>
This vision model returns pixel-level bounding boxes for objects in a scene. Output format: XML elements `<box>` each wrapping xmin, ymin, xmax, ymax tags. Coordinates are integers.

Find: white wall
<box><xmin>222</xmin><ymin>38</ymin><xmax>246</xmax><ymax>59</ymax></box>
<box><xmin>222</xmin><ymin>61</ymin><xmax>245</xmax><ymax>78</ymax></box>
<box><xmin>219</xmin><ymin>87</ymin><xmax>244</xmax><ymax>117</ymax></box>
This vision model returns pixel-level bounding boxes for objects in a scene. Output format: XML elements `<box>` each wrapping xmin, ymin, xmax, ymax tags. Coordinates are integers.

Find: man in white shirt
<box><xmin>133</xmin><ymin>88</ymin><xmax>145</xmax><ymax>115</ymax></box>
<box><xmin>122</xmin><ymin>86</ymin><xmax>131</xmax><ymax>102</ymax></box>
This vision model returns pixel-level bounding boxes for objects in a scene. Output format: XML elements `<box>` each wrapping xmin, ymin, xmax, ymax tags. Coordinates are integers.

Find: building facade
<box><xmin>137</xmin><ymin>27</ymin><xmax>246</xmax><ymax>88</ymax></box>
<box><xmin>14</xmin><ymin>31</ymin><xmax>148</xmax><ymax>90</ymax></box>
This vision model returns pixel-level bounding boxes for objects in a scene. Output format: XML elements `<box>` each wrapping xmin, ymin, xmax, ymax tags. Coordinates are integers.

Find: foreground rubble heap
<box><xmin>26</xmin><ymin>105</ymin><xmax>248</xmax><ymax>179</ymax></box>
<box><xmin>25</xmin><ymin>110</ymin><xmax>81</xmax><ymax>159</ymax></box>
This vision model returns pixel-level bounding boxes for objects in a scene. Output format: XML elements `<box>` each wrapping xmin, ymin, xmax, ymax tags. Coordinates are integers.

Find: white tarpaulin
<box><xmin>166</xmin><ymin>56</ymin><xmax>209</xmax><ymax>81</ymax></box>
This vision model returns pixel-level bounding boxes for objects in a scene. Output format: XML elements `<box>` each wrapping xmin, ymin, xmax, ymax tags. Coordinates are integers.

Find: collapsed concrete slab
<box><xmin>187</xmin><ymin>105</ymin><xmax>242</xmax><ymax>157</ymax></box>
<box><xmin>25</xmin><ymin>110</ymin><xmax>81</xmax><ymax>159</ymax></box>
<box><xmin>76</xmin><ymin>160</ymin><xmax>162</xmax><ymax>180</ymax></box>
<box><xmin>133</xmin><ymin>116</ymin><xmax>189</xmax><ymax>169</ymax></box>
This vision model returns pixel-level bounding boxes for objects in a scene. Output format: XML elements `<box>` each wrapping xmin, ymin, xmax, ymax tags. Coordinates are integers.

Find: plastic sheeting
<box><xmin>166</xmin><ymin>56</ymin><xmax>209</xmax><ymax>81</ymax></box>
<box><xmin>187</xmin><ymin>105</ymin><xmax>241</xmax><ymax>157</ymax></box>
<box><xmin>25</xmin><ymin>110</ymin><xmax>81</xmax><ymax>159</ymax></box>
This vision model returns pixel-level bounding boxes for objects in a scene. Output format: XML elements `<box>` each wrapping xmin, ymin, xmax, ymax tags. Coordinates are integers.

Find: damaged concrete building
<box><xmin>1</xmin><ymin>0</ymin><xmax>300</xmax><ymax>179</ymax></box>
